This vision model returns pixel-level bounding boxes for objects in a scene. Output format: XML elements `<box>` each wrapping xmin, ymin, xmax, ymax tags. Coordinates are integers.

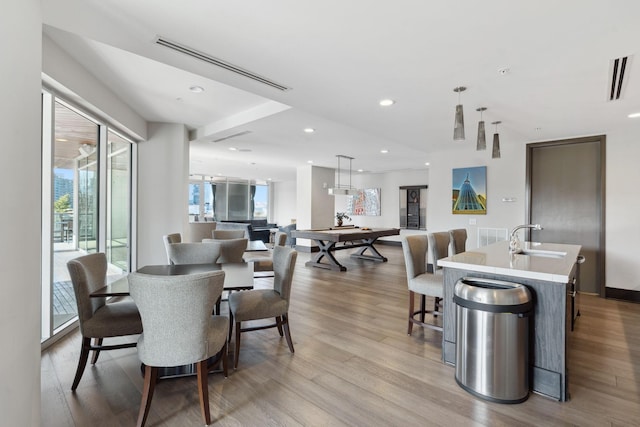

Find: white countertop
<box><xmin>438</xmin><ymin>240</ymin><xmax>582</xmax><ymax>283</ymax></box>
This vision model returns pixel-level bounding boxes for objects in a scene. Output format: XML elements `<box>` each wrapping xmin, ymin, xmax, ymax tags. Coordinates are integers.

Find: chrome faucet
<box><xmin>509</xmin><ymin>224</ymin><xmax>543</xmax><ymax>253</ymax></box>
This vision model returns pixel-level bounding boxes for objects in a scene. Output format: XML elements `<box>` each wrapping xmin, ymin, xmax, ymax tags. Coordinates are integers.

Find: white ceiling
<box><xmin>43</xmin><ymin>0</ymin><xmax>640</xmax><ymax>182</ymax></box>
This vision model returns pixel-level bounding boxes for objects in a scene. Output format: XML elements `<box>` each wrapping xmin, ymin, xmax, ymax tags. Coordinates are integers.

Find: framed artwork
<box><xmin>452</xmin><ymin>166</ymin><xmax>487</xmax><ymax>215</ymax></box>
<box><xmin>347</xmin><ymin>188</ymin><xmax>381</xmax><ymax>216</ymax></box>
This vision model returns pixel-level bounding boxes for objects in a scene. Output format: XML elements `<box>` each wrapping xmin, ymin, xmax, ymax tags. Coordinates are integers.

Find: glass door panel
<box><xmin>52</xmin><ymin>101</ymin><xmax>98</xmax><ymax>330</ymax></box>
<box><xmin>107</xmin><ymin>131</ymin><xmax>131</xmax><ymax>272</ymax></box>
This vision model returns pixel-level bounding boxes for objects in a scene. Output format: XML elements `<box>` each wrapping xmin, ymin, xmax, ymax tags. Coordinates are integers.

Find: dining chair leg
<box><xmin>71</xmin><ymin>337</ymin><xmax>91</xmax><ymax>391</ymax></box>
<box><xmin>228</xmin><ymin>311</ymin><xmax>234</xmax><ymax>343</ymax></box>
<box><xmin>420</xmin><ymin>294</ymin><xmax>426</xmax><ymax>323</ymax></box>
<box><xmin>136</xmin><ymin>365</ymin><xmax>158</xmax><ymax>427</ymax></box>
<box><xmin>221</xmin><ymin>340</ymin><xmax>228</xmax><ymax>378</ymax></box>
<box><xmin>196</xmin><ymin>360</ymin><xmax>211</xmax><ymax>426</ymax></box>
<box><xmin>215</xmin><ymin>295</ymin><xmax>222</xmax><ymax>316</ymax></box>
<box><xmin>408</xmin><ymin>291</ymin><xmax>415</xmax><ymax>335</ymax></box>
<box><xmin>234</xmin><ymin>322</ymin><xmax>242</xmax><ymax>369</ymax></box>
<box><xmin>282</xmin><ymin>314</ymin><xmax>295</xmax><ymax>354</ymax></box>
<box><xmin>91</xmin><ymin>338</ymin><xmax>103</xmax><ymax>364</ymax></box>
<box><xmin>276</xmin><ymin>317</ymin><xmax>284</xmax><ymax>336</ymax></box>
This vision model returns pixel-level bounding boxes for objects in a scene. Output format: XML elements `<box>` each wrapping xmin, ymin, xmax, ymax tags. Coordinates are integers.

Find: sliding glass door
<box><xmin>42</xmin><ymin>93</ymin><xmax>135</xmax><ymax>342</ymax></box>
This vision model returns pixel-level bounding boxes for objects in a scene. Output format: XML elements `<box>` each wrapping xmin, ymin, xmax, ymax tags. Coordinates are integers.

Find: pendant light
<box><xmin>328</xmin><ymin>154</ymin><xmax>358</xmax><ymax>195</ymax></box>
<box><xmin>491</xmin><ymin>121</ymin><xmax>502</xmax><ymax>159</ymax></box>
<box><xmin>453</xmin><ymin>86</ymin><xmax>466</xmax><ymax>141</ymax></box>
<box><xmin>476</xmin><ymin>107</ymin><xmax>487</xmax><ymax>151</ymax></box>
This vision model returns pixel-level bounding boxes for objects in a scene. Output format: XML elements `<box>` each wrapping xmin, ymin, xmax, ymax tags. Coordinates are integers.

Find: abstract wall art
<box><xmin>452</xmin><ymin>166</ymin><xmax>487</xmax><ymax>215</ymax></box>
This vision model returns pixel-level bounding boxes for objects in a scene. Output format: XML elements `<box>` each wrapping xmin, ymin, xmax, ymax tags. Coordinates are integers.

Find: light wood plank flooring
<box><xmin>41</xmin><ymin>245</ymin><xmax>640</xmax><ymax>426</ymax></box>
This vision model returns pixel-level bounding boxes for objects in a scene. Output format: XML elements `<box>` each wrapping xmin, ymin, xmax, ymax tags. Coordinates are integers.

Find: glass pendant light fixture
<box><xmin>453</xmin><ymin>86</ymin><xmax>466</xmax><ymax>141</ymax></box>
<box><xmin>328</xmin><ymin>154</ymin><xmax>358</xmax><ymax>195</ymax></box>
<box><xmin>491</xmin><ymin>121</ymin><xmax>502</xmax><ymax>159</ymax></box>
<box><xmin>476</xmin><ymin>107</ymin><xmax>487</xmax><ymax>150</ymax></box>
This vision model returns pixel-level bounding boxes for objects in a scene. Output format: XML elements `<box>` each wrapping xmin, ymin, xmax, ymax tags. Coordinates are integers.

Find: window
<box><xmin>189</xmin><ymin>176</ymin><xmax>269</xmax><ymax>222</ymax></box>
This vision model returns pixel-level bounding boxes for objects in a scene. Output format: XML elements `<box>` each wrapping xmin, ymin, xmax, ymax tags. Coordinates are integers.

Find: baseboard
<box><xmin>606</xmin><ymin>287</ymin><xmax>640</xmax><ymax>303</ymax></box>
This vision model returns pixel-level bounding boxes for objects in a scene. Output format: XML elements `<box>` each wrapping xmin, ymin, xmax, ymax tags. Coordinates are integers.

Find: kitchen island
<box><xmin>438</xmin><ymin>240</ymin><xmax>582</xmax><ymax>401</ymax></box>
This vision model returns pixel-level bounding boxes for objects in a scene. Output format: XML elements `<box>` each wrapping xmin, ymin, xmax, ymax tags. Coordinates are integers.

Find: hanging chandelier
<box><xmin>328</xmin><ymin>155</ymin><xmax>358</xmax><ymax>195</ymax></box>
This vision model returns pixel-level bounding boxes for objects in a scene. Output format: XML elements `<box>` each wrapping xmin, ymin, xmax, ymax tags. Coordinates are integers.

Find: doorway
<box><xmin>526</xmin><ymin>135</ymin><xmax>605</xmax><ymax>295</ymax></box>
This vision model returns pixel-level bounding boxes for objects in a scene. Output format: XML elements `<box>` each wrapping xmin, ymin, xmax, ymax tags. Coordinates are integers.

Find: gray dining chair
<box><xmin>128</xmin><ymin>270</ymin><xmax>228</xmax><ymax>427</ymax></box>
<box><xmin>212</xmin><ymin>229</ymin><xmax>245</xmax><ymax>239</ymax></box>
<box><xmin>228</xmin><ymin>246</ymin><xmax>297</xmax><ymax>368</ymax></box>
<box><xmin>202</xmin><ymin>238</ymin><xmax>248</xmax><ymax>263</ymax></box>
<box><xmin>250</xmin><ymin>231</ymin><xmax>288</xmax><ymax>275</ymax></box>
<box><xmin>162</xmin><ymin>233</ymin><xmax>182</xmax><ymax>263</ymax></box>
<box><xmin>449</xmin><ymin>228</ymin><xmax>468</xmax><ymax>255</ymax></box>
<box><xmin>66</xmin><ymin>253</ymin><xmax>143</xmax><ymax>390</ymax></box>
<box><xmin>165</xmin><ymin>242</ymin><xmax>221</xmax><ymax>265</ymax></box>
<box><xmin>401</xmin><ymin>235</ymin><xmax>443</xmax><ymax>335</ymax></box>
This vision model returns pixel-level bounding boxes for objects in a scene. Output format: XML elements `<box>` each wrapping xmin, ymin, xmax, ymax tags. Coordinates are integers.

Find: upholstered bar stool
<box><xmin>401</xmin><ymin>235</ymin><xmax>443</xmax><ymax>334</ymax></box>
<box><xmin>449</xmin><ymin>228</ymin><xmax>468</xmax><ymax>255</ymax></box>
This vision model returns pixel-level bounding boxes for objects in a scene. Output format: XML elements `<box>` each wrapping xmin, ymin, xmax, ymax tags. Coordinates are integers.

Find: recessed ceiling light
<box><xmin>228</xmin><ymin>147</ymin><xmax>237</xmax><ymax>151</ymax></box>
<box><xmin>307</xmin><ymin>160</ymin><xmax>313</xmax><ymax>164</ymax></box>
<box><xmin>380</xmin><ymin>149</ymin><xmax>389</xmax><ymax>154</ymax></box>
<box><xmin>189</xmin><ymin>85</ymin><xmax>204</xmax><ymax>93</ymax></box>
<box><xmin>304</xmin><ymin>128</ymin><xmax>315</xmax><ymax>133</ymax></box>
<box><xmin>267</xmin><ymin>178</ymin><xmax>272</xmax><ymax>181</ymax></box>
<box><xmin>628</xmin><ymin>112</ymin><xmax>640</xmax><ymax>118</ymax></box>
<box><xmin>357</xmin><ymin>169</ymin><xmax>364</xmax><ymax>172</ymax></box>
<box><xmin>379</xmin><ymin>99</ymin><xmax>395</xmax><ymax>107</ymax></box>
<box><xmin>425</xmin><ymin>162</ymin><xmax>430</xmax><ymax>166</ymax></box>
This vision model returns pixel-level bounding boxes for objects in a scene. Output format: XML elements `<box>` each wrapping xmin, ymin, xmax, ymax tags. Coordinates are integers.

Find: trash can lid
<box><xmin>454</xmin><ymin>277</ymin><xmax>533</xmax><ymax>313</ymax></box>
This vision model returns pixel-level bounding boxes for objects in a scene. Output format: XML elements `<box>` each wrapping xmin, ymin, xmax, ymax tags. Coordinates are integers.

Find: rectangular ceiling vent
<box><xmin>608</xmin><ymin>56</ymin><xmax>631</xmax><ymax>101</ymax></box>
<box><xmin>156</xmin><ymin>36</ymin><xmax>291</xmax><ymax>92</ymax></box>
<box><xmin>211</xmin><ymin>130</ymin><xmax>252</xmax><ymax>143</ymax></box>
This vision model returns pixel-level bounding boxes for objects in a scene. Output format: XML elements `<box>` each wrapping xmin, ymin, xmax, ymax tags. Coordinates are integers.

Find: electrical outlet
<box><xmin>469</xmin><ymin>218</ymin><xmax>477</xmax><ymax>225</ymax></box>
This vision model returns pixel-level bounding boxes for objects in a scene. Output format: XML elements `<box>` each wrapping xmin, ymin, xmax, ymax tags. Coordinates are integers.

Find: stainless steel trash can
<box><xmin>454</xmin><ymin>277</ymin><xmax>533</xmax><ymax>403</ymax></box>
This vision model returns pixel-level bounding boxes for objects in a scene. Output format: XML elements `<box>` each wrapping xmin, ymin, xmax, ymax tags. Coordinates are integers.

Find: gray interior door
<box><xmin>526</xmin><ymin>136</ymin><xmax>605</xmax><ymax>295</ymax></box>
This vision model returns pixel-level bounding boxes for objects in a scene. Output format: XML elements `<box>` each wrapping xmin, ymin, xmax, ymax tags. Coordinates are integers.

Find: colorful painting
<box><xmin>452</xmin><ymin>166</ymin><xmax>487</xmax><ymax>215</ymax></box>
<box><xmin>347</xmin><ymin>188</ymin><xmax>381</xmax><ymax>216</ymax></box>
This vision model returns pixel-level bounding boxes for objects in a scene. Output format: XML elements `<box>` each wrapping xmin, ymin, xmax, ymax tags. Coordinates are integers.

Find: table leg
<box><xmin>350</xmin><ymin>238</ymin><xmax>388</xmax><ymax>262</ymax></box>
<box><xmin>304</xmin><ymin>240</ymin><xmax>347</xmax><ymax>271</ymax></box>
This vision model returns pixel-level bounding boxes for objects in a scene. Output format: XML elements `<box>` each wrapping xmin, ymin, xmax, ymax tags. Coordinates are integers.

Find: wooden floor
<box><xmin>41</xmin><ymin>245</ymin><xmax>640</xmax><ymax>426</ymax></box>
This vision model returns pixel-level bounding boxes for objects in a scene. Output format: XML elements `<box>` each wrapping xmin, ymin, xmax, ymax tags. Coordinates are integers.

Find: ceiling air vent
<box><xmin>608</xmin><ymin>56</ymin><xmax>630</xmax><ymax>101</ymax></box>
<box><xmin>211</xmin><ymin>130</ymin><xmax>252</xmax><ymax>143</ymax></box>
<box><xmin>156</xmin><ymin>37</ymin><xmax>291</xmax><ymax>91</ymax></box>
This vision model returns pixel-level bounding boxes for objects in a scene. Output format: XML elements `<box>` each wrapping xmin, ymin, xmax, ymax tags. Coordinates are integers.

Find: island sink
<box><xmin>514</xmin><ymin>248</ymin><xmax>567</xmax><ymax>258</ymax></box>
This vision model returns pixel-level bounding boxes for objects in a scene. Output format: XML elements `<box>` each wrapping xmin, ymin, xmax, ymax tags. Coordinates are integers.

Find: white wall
<box><xmin>343</xmin><ymin>169</ymin><xmax>428</xmax><ymax>226</ymax></box>
<box><xmin>272</xmin><ymin>179</ymin><xmax>297</xmax><ymax>225</ymax></box>
<box><xmin>605</xmin><ymin>126</ymin><xmax>640</xmax><ymax>291</ymax></box>
<box><xmin>0</xmin><ymin>1</ymin><xmax>42</xmax><ymax>425</ymax></box>
<box><xmin>137</xmin><ymin>123</ymin><xmax>190</xmax><ymax>266</ymax></box>
<box><xmin>426</xmin><ymin>142</ymin><xmax>525</xmax><ymax>250</ymax></box>
<box><xmin>296</xmin><ymin>165</ymin><xmax>335</xmax><ymax>248</ymax></box>
<box><xmin>42</xmin><ymin>34</ymin><xmax>147</xmax><ymax>140</ymax></box>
